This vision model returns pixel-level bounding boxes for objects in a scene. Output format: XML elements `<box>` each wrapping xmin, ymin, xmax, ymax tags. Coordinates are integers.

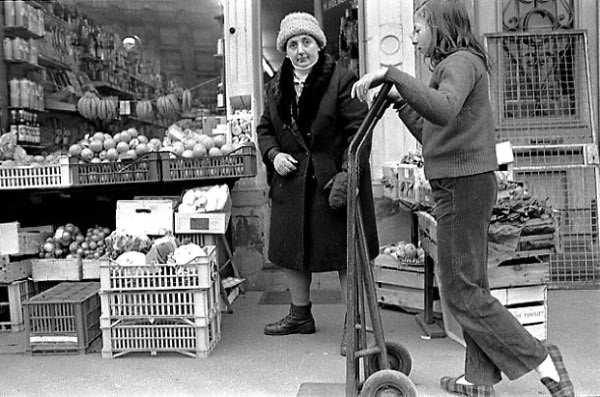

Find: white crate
<box><xmin>100</xmin><ymin>246</ymin><xmax>218</xmax><ymax>291</ymax></box>
<box><xmin>101</xmin><ymin>313</ymin><xmax>221</xmax><ymax>358</ymax></box>
<box><xmin>116</xmin><ymin>200</ymin><xmax>174</xmax><ymax>236</ymax></box>
<box><xmin>0</xmin><ymin>157</ymin><xmax>71</xmax><ymax>190</ymax></box>
<box><xmin>99</xmin><ymin>279</ymin><xmax>220</xmax><ymax>326</ymax></box>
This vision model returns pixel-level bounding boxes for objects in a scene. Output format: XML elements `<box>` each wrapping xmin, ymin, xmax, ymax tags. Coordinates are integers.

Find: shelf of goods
<box><xmin>99</xmin><ymin>246</ymin><xmax>221</xmax><ymax>358</ymax></box>
<box><xmin>23</xmin><ymin>282</ymin><xmax>101</xmax><ymax>354</ymax></box>
<box><xmin>417</xmin><ymin>210</ymin><xmax>557</xmax><ymax>345</ymax></box>
<box><xmin>0</xmin><ymin>146</ymin><xmax>258</xmax><ymax>190</ymax></box>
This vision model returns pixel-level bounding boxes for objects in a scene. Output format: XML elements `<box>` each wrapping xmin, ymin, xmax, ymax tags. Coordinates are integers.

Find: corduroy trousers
<box><xmin>431</xmin><ymin>171</ymin><xmax>548</xmax><ymax>385</ymax></box>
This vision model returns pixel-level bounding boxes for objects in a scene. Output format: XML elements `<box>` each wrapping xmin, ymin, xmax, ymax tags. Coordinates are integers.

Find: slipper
<box><xmin>541</xmin><ymin>344</ymin><xmax>575</xmax><ymax>397</ymax></box>
<box><xmin>440</xmin><ymin>375</ymin><xmax>495</xmax><ymax>397</ymax></box>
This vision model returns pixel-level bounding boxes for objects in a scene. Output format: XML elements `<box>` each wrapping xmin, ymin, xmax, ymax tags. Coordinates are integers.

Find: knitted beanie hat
<box><xmin>276</xmin><ymin>12</ymin><xmax>327</xmax><ymax>53</ymax></box>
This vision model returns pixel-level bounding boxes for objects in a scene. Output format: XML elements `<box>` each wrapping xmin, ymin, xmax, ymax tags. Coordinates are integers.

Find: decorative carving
<box><xmin>502</xmin><ymin>0</ymin><xmax>574</xmax><ymax>32</ymax></box>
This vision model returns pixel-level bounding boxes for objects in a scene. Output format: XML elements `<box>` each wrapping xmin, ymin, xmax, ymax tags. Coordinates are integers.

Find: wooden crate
<box><xmin>17</xmin><ymin>225</ymin><xmax>54</xmax><ymax>255</ymax></box>
<box><xmin>442</xmin><ymin>284</ymin><xmax>547</xmax><ymax>346</ymax></box>
<box><xmin>1</xmin><ymin>223</ymin><xmax>53</xmax><ymax>256</ymax></box>
<box><xmin>0</xmin><ymin>279</ymin><xmax>35</xmax><ymax>332</ymax></box>
<box><xmin>115</xmin><ymin>199</ymin><xmax>174</xmax><ymax>236</ymax></box>
<box><xmin>374</xmin><ymin>255</ymin><xmax>441</xmax><ymax>314</ymax></box>
<box><xmin>31</xmin><ymin>258</ymin><xmax>82</xmax><ymax>281</ymax></box>
<box><xmin>82</xmin><ymin>258</ymin><xmax>109</xmax><ymax>280</ymax></box>
<box><xmin>0</xmin><ymin>257</ymin><xmax>32</xmax><ymax>283</ymax></box>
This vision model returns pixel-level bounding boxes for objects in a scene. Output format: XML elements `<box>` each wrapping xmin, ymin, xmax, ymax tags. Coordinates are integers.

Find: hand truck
<box><xmin>345</xmin><ymin>82</ymin><xmax>417</xmax><ymax>396</ymax></box>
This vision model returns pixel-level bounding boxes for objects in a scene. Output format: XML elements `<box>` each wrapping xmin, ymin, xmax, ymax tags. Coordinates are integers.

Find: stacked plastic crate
<box><xmin>23</xmin><ymin>282</ymin><xmax>101</xmax><ymax>354</ymax></box>
<box><xmin>99</xmin><ymin>246</ymin><xmax>221</xmax><ymax>358</ymax></box>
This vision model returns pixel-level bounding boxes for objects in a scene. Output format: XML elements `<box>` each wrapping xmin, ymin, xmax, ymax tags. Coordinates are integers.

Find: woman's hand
<box><xmin>351</xmin><ymin>68</ymin><xmax>388</xmax><ymax>102</ymax></box>
<box><xmin>273</xmin><ymin>153</ymin><xmax>298</xmax><ymax>176</ymax></box>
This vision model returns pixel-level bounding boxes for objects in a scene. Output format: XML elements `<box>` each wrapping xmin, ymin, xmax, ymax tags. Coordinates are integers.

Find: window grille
<box><xmin>485</xmin><ymin>31</ymin><xmax>593</xmax><ymax>146</ymax></box>
<box><xmin>486</xmin><ymin>30</ymin><xmax>599</xmax><ymax>286</ymax></box>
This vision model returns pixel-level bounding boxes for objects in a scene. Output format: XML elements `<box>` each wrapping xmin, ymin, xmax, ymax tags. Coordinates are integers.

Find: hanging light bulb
<box><xmin>122</xmin><ymin>35</ymin><xmax>142</xmax><ymax>51</ymax></box>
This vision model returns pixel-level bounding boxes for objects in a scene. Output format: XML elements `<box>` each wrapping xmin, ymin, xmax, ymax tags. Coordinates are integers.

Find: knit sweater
<box><xmin>385</xmin><ymin>50</ymin><xmax>498</xmax><ymax>180</ymax></box>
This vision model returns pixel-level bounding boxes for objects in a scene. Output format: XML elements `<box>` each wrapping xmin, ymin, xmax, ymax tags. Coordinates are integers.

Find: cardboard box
<box><xmin>175</xmin><ymin>195</ymin><xmax>232</xmax><ymax>235</ymax></box>
<box><xmin>116</xmin><ymin>200</ymin><xmax>174</xmax><ymax>236</ymax></box>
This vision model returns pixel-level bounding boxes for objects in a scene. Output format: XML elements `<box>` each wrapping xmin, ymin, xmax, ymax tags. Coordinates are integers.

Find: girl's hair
<box><xmin>416</xmin><ymin>0</ymin><xmax>491</xmax><ymax>71</ymax></box>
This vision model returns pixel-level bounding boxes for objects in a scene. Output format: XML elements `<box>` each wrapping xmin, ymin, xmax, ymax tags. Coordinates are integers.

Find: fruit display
<box><xmin>178</xmin><ymin>184</ymin><xmax>230</xmax><ymax>214</ymax></box>
<box><xmin>68</xmin><ymin>128</ymin><xmax>161</xmax><ymax>163</ymax></box>
<box><xmin>228</xmin><ymin>110</ymin><xmax>253</xmax><ymax>145</ymax></box>
<box><xmin>156</xmin><ymin>94</ymin><xmax>181</xmax><ymax>118</ymax></box>
<box><xmin>39</xmin><ymin>223</ymin><xmax>111</xmax><ymax>260</ymax></box>
<box><xmin>77</xmin><ymin>92</ymin><xmax>119</xmax><ymax>122</ymax></box>
<box><xmin>380</xmin><ymin>241</ymin><xmax>425</xmax><ymax>265</ymax></box>
<box><xmin>162</xmin><ymin>121</ymin><xmax>244</xmax><ymax>159</ymax></box>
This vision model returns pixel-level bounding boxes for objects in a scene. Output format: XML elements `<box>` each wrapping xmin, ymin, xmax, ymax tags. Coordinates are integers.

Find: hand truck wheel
<box><xmin>360</xmin><ymin>369</ymin><xmax>417</xmax><ymax>397</ymax></box>
<box><xmin>367</xmin><ymin>341</ymin><xmax>412</xmax><ymax>376</ymax></box>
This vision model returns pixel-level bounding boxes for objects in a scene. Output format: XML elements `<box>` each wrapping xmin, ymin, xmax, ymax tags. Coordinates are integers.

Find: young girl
<box><xmin>351</xmin><ymin>1</ymin><xmax>574</xmax><ymax>396</ymax></box>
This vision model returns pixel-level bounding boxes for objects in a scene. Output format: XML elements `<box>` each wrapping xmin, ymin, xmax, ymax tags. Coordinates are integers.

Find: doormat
<box><xmin>258</xmin><ymin>290</ymin><xmax>342</xmax><ymax>305</ymax></box>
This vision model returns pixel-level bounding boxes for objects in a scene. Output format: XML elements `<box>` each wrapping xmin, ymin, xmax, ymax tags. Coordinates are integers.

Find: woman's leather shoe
<box><xmin>264</xmin><ymin>303</ymin><xmax>316</xmax><ymax>336</ymax></box>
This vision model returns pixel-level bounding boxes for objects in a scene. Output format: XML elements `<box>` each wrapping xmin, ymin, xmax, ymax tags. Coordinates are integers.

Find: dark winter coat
<box><xmin>257</xmin><ymin>53</ymin><xmax>379</xmax><ymax>272</ymax></box>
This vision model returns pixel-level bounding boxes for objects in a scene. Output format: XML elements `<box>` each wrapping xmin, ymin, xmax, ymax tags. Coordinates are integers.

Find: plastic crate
<box><xmin>100</xmin><ymin>246</ymin><xmax>217</xmax><ymax>292</ymax></box>
<box><xmin>101</xmin><ymin>313</ymin><xmax>221</xmax><ymax>358</ymax></box>
<box><xmin>23</xmin><ymin>282</ymin><xmax>101</xmax><ymax>354</ymax></box>
<box><xmin>99</xmin><ymin>279</ymin><xmax>220</xmax><ymax>326</ymax></box>
<box><xmin>161</xmin><ymin>144</ymin><xmax>257</xmax><ymax>182</ymax></box>
<box><xmin>0</xmin><ymin>157</ymin><xmax>71</xmax><ymax>190</ymax></box>
<box><xmin>70</xmin><ymin>152</ymin><xmax>161</xmax><ymax>186</ymax></box>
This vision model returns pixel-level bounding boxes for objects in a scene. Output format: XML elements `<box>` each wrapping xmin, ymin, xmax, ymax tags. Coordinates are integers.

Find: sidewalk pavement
<box><xmin>0</xmin><ymin>288</ymin><xmax>598</xmax><ymax>397</ymax></box>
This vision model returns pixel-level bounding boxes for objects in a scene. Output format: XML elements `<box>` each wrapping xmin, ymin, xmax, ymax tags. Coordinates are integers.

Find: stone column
<box><xmin>362</xmin><ymin>0</ymin><xmax>419</xmax><ymax>185</ymax></box>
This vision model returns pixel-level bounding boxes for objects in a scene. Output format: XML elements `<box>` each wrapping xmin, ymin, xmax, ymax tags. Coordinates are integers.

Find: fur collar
<box><xmin>272</xmin><ymin>52</ymin><xmax>336</xmax><ymax>132</ymax></box>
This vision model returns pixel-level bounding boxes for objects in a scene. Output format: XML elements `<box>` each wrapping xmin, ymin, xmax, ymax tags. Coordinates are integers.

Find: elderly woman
<box><xmin>257</xmin><ymin>12</ymin><xmax>378</xmax><ymax>352</ymax></box>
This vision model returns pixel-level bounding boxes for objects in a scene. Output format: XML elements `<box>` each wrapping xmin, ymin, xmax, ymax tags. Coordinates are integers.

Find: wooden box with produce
<box><xmin>33</xmin><ymin>224</ymin><xmax>112</xmax><ymax>281</ymax></box>
<box><xmin>374</xmin><ymin>251</ymin><xmax>441</xmax><ymax>313</ymax></box>
<box><xmin>174</xmin><ymin>185</ymin><xmax>231</xmax><ymax>235</ymax></box>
